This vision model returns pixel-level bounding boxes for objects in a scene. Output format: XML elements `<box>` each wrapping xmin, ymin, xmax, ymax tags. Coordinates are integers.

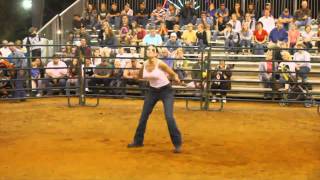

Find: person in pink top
<box><xmin>128</xmin><ymin>45</ymin><xmax>182</xmax><ymax>153</ymax></box>
<box><xmin>288</xmin><ymin>23</ymin><xmax>300</xmax><ymax>54</ymax></box>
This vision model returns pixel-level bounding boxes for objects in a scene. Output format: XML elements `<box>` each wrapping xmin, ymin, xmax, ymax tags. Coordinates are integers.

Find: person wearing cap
<box><xmin>293</xmin><ymin>43</ymin><xmax>311</xmax><ymax>82</ymax></box>
<box><xmin>22</xmin><ymin>27</ymin><xmax>42</xmax><ymax>58</ymax></box>
<box><xmin>164</xmin><ymin>32</ymin><xmax>182</xmax><ymax>52</ymax></box>
<box><xmin>278</xmin><ymin>8</ymin><xmax>294</xmax><ymax>31</ymax></box>
<box><xmin>45</xmin><ymin>55</ymin><xmax>68</xmax><ymax>95</ymax></box>
<box><xmin>294</xmin><ymin>0</ymin><xmax>312</xmax><ymax>27</ymax></box>
<box><xmin>142</xmin><ymin>26</ymin><xmax>163</xmax><ymax>46</ymax></box>
<box><xmin>178</xmin><ymin>1</ymin><xmax>197</xmax><ymax>26</ymax></box>
<box><xmin>216</xmin><ymin>2</ymin><xmax>229</xmax><ymax>23</ymax></box>
<box><xmin>0</xmin><ymin>40</ymin><xmax>12</xmax><ymax>58</ymax></box>
<box><xmin>269</xmin><ymin>21</ymin><xmax>288</xmax><ymax>44</ymax></box>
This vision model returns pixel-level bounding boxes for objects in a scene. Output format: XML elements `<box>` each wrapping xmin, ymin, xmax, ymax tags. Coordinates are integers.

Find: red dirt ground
<box><xmin>0</xmin><ymin>98</ymin><xmax>319</xmax><ymax>180</ymax></box>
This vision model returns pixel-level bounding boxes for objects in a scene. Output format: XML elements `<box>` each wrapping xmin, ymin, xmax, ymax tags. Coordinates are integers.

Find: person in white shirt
<box><xmin>0</xmin><ymin>40</ymin><xmax>12</xmax><ymax>58</ymax></box>
<box><xmin>228</xmin><ymin>13</ymin><xmax>241</xmax><ymax>33</ymax></box>
<box><xmin>22</xmin><ymin>27</ymin><xmax>42</xmax><ymax>57</ymax></box>
<box><xmin>293</xmin><ymin>43</ymin><xmax>311</xmax><ymax>82</ymax></box>
<box><xmin>258</xmin><ymin>10</ymin><xmax>275</xmax><ymax>34</ymax></box>
<box><xmin>121</xmin><ymin>3</ymin><xmax>134</xmax><ymax>17</ymax></box>
<box><xmin>45</xmin><ymin>55</ymin><xmax>68</xmax><ymax>95</ymax></box>
<box><xmin>301</xmin><ymin>25</ymin><xmax>315</xmax><ymax>49</ymax></box>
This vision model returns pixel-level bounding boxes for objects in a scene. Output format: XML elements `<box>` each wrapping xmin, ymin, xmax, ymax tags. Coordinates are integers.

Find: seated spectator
<box><xmin>82</xmin><ymin>4</ymin><xmax>98</xmax><ymax>29</ymax></box>
<box><xmin>288</xmin><ymin>23</ymin><xmax>300</xmax><ymax>53</ymax></box>
<box><xmin>294</xmin><ymin>43</ymin><xmax>311</xmax><ymax>82</ymax></box>
<box><xmin>123</xmin><ymin>58</ymin><xmax>142</xmax><ymax>85</ymax></box>
<box><xmin>294</xmin><ymin>0</ymin><xmax>312</xmax><ymax>27</ymax></box>
<box><xmin>109</xmin><ymin>59</ymin><xmax>124</xmax><ymax>95</ymax></box>
<box><xmin>78</xmin><ymin>27</ymin><xmax>90</xmax><ymax>45</ymax></box>
<box><xmin>107</xmin><ymin>2</ymin><xmax>121</xmax><ymax>29</ymax></box>
<box><xmin>205</xmin><ymin>24</ymin><xmax>212</xmax><ymax>43</ymax></box>
<box><xmin>116</xmin><ymin>47</ymin><xmax>131</xmax><ymax>68</ymax></box>
<box><xmin>88</xmin><ymin>58</ymin><xmax>113</xmax><ymax>94</ymax></box>
<box><xmin>135</xmin><ymin>2</ymin><xmax>148</xmax><ymax>28</ymax></box>
<box><xmin>31</xmin><ymin>58</ymin><xmax>43</xmax><ymax>97</ymax></box>
<box><xmin>228</xmin><ymin>13</ymin><xmax>241</xmax><ymax>33</ymax></box>
<box><xmin>316</xmin><ymin>27</ymin><xmax>320</xmax><ymax>53</ymax></box>
<box><xmin>261</xmin><ymin>2</ymin><xmax>273</xmax><ymax>17</ymax></box>
<box><xmin>134</xmin><ymin>25</ymin><xmax>147</xmax><ymax>44</ymax></box>
<box><xmin>83</xmin><ymin>58</ymin><xmax>94</xmax><ymax>92</ymax></box>
<box><xmin>72</xmin><ymin>14</ymin><xmax>84</xmax><ymax>31</ymax></box>
<box><xmin>179</xmin><ymin>1</ymin><xmax>197</xmax><ymax>26</ymax></box>
<box><xmin>121</xmin><ymin>3</ymin><xmax>134</xmax><ymax>18</ymax></box>
<box><xmin>216</xmin><ymin>2</ymin><xmax>229</xmax><ymax>23</ymax></box>
<box><xmin>170</xmin><ymin>24</ymin><xmax>182</xmax><ymax>39</ymax></box>
<box><xmin>45</xmin><ymin>55</ymin><xmax>68</xmax><ymax>95</ymax></box>
<box><xmin>158</xmin><ymin>22</ymin><xmax>169</xmax><ymax>41</ymax></box>
<box><xmin>242</xmin><ymin>13</ymin><xmax>255</xmax><ymax>33</ymax></box>
<box><xmin>181</xmin><ymin>23</ymin><xmax>197</xmax><ymax>46</ymax></box>
<box><xmin>247</xmin><ymin>2</ymin><xmax>256</xmax><ymax>20</ymax></box>
<box><xmin>239</xmin><ymin>24</ymin><xmax>252</xmax><ymax>54</ymax></box>
<box><xmin>211</xmin><ymin>60</ymin><xmax>232</xmax><ymax>103</ymax></box>
<box><xmin>75</xmin><ymin>38</ymin><xmax>91</xmax><ymax>60</ymax></box>
<box><xmin>258</xmin><ymin>9</ymin><xmax>275</xmax><ymax>34</ymax></box>
<box><xmin>269</xmin><ymin>22</ymin><xmax>288</xmax><ymax>44</ymax></box>
<box><xmin>197</xmin><ymin>11</ymin><xmax>213</xmax><ymax>27</ymax></box>
<box><xmin>196</xmin><ymin>23</ymin><xmax>208</xmax><ymax>48</ymax></box>
<box><xmin>98</xmin><ymin>3</ymin><xmax>108</xmax><ymax>23</ymax></box>
<box><xmin>224</xmin><ymin>23</ymin><xmax>240</xmax><ymax>53</ymax></box>
<box><xmin>66</xmin><ymin>58</ymin><xmax>80</xmax><ymax>95</ymax></box>
<box><xmin>120</xmin><ymin>15</ymin><xmax>131</xmax><ymax>44</ymax></box>
<box><xmin>165</xmin><ymin>4</ymin><xmax>179</xmax><ymax>30</ymax></box>
<box><xmin>278</xmin><ymin>8</ymin><xmax>294</xmax><ymax>31</ymax></box>
<box><xmin>207</xmin><ymin>3</ymin><xmax>217</xmax><ymax>23</ymax></box>
<box><xmin>0</xmin><ymin>40</ymin><xmax>11</xmax><ymax>58</ymax></box>
<box><xmin>301</xmin><ymin>25</ymin><xmax>315</xmax><ymax>49</ymax></box>
<box><xmin>172</xmin><ymin>48</ymin><xmax>187</xmax><ymax>81</ymax></box>
<box><xmin>159</xmin><ymin>48</ymin><xmax>174</xmax><ymax>68</ymax></box>
<box><xmin>213</xmin><ymin>15</ymin><xmax>227</xmax><ymax>41</ymax></box>
<box><xmin>259</xmin><ymin>50</ymin><xmax>274</xmax><ymax>98</ymax></box>
<box><xmin>230</xmin><ymin>2</ymin><xmax>244</xmax><ymax>21</ymax></box>
<box><xmin>164</xmin><ymin>33</ymin><xmax>182</xmax><ymax>52</ymax></box>
<box><xmin>142</xmin><ymin>26</ymin><xmax>163</xmax><ymax>46</ymax></box>
<box><xmin>92</xmin><ymin>48</ymin><xmax>102</xmax><ymax>66</ymax></box>
<box><xmin>253</xmin><ymin>22</ymin><xmax>268</xmax><ymax>55</ymax></box>
<box><xmin>151</xmin><ymin>3</ymin><xmax>166</xmax><ymax>25</ymax></box>
<box><xmin>99</xmin><ymin>25</ymin><xmax>118</xmax><ymax>47</ymax></box>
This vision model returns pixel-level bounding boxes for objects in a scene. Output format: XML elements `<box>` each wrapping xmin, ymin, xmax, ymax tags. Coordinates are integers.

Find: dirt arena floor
<box><xmin>0</xmin><ymin>98</ymin><xmax>319</xmax><ymax>180</ymax></box>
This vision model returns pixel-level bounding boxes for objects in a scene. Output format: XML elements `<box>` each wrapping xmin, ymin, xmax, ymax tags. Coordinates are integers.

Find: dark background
<box><xmin>0</xmin><ymin>0</ymin><xmax>75</xmax><ymax>42</ymax></box>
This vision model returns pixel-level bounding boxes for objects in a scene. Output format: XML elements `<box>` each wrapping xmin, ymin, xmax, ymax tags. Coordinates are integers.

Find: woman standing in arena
<box><xmin>127</xmin><ymin>45</ymin><xmax>182</xmax><ymax>153</ymax></box>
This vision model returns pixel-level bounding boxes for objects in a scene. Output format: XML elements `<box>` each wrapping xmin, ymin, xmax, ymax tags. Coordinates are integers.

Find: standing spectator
<box><xmin>242</xmin><ymin>13</ymin><xmax>255</xmax><ymax>33</ymax></box>
<box><xmin>216</xmin><ymin>2</ymin><xmax>229</xmax><ymax>23</ymax></box>
<box><xmin>207</xmin><ymin>3</ymin><xmax>217</xmax><ymax>23</ymax></box>
<box><xmin>278</xmin><ymin>8</ymin><xmax>294</xmax><ymax>31</ymax></box>
<box><xmin>107</xmin><ymin>2</ymin><xmax>121</xmax><ymax>29</ymax></box>
<box><xmin>164</xmin><ymin>33</ymin><xmax>182</xmax><ymax>52</ymax></box>
<box><xmin>165</xmin><ymin>4</ymin><xmax>179</xmax><ymax>30</ymax></box>
<box><xmin>239</xmin><ymin>24</ymin><xmax>252</xmax><ymax>54</ymax></box>
<box><xmin>224</xmin><ymin>23</ymin><xmax>239</xmax><ymax>53</ymax></box>
<box><xmin>66</xmin><ymin>58</ymin><xmax>80</xmax><ymax>95</ymax></box>
<box><xmin>230</xmin><ymin>2</ymin><xmax>244</xmax><ymax>21</ymax></box>
<box><xmin>196</xmin><ymin>23</ymin><xmax>208</xmax><ymax>48</ymax></box>
<box><xmin>269</xmin><ymin>22</ymin><xmax>288</xmax><ymax>44</ymax></box>
<box><xmin>0</xmin><ymin>40</ymin><xmax>11</xmax><ymax>58</ymax></box>
<box><xmin>181</xmin><ymin>23</ymin><xmax>197</xmax><ymax>46</ymax></box>
<box><xmin>247</xmin><ymin>2</ymin><xmax>256</xmax><ymax>20</ymax></box>
<box><xmin>294</xmin><ymin>0</ymin><xmax>312</xmax><ymax>27</ymax></box>
<box><xmin>294</xmin><ymin>43</ymin><xmax>311</xmax><ymax>82</ymax></box>
<box><xmin>45</xmin><ymin>55</ymin><xmax>68</xmax><ymax>95</ymax></box>
<box><xmin>211</xmin><ymin>60</ymin><xmax>232</xmax><ymax>103</ymax></box>
<box><xmin>301</xmin><ymin>25</ymin><xmax>315</xmax><ymax>49</ymax></box>
<box><xmin>135</xmin><ymin>2</ymin><xmax>148</xmax><ymax>28</ymax></box>
<box><xmin>258</xmin><ymin>9</ymin><xmax>275</xmax><ymax>34</ymax></box>
<box><xmin>23</xmin><ymin>27</ymin><xmax>42</xmax><ymax>58</ymax></box>
<box><xmin>253</xmin><ymin>22</ymin><xmax>268</xmax><ymax>55</ymax></box>
<box><xmin>179</xmin><ymin>1</ymin><xmax>197</xmax><ymax>26</ymax></box>
<box><xmin>151</xmin><ymin>3</ymin><xmax>166</xmax><ymax>26</ymax></box>
<box><xmin>287</xmin><ymin>23</ymin><xmax>300</xmax><ymax>54</ymax></box>
<box><xmin>228</xmin><ymin>13</ymin><xmax>242</xmax><ymax>33</ymax></box>
<box><xmin>98</xmin><ymin>3</ymin><xmax>108</xmax><ymax>23</ymax></box>
<box><xmin>142</xmin><ymin>26</ymin><xmax>163</xmax><ymax>46</ymax></box>
<box><xmin>82</xmin><ymin>4</ymin><xmax>98</xmax><ymax>29</ymax></box>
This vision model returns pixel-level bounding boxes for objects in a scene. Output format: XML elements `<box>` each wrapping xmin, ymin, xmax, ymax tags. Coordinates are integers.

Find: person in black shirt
<box><xmin>230</xmin><ymin>2</ymin><xmax>244</xmax><ymax>22</ymax></box>
<box><xmin>196</xmin><ymin>24</ymin><xmax>208</xmax><ymax>48</ymax></box>
<box><xmin>72</xmin><ymin>14</ymin><xmax>84</xmax><ymax>31</ymax></box>
<box><xmin>98</xmin><ymin>3</ymin><xmax>108</xmax><ymax>22</ymax></box>
<box><xmin>212</xmin><ymin>15</ymin><xmax>226</xmax><ymax>41</ymax></box>
<box><xmin>179</xmin><ymin>1</ymin><xmax>197</xmax><ymax>26</ymax></box>
<box><xmin>107</xmin><ymin>2</ymin><xmax>121</xmax><ymax>29</ymax></box>
<box><xmin>135</xmin><ymin>2</ymin><xmax>148</xmax><ymax>28</ymax></box>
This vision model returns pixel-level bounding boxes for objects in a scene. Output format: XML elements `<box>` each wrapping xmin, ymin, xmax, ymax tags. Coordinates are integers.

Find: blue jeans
<box><xmin>254</xmin><ymin>43</ymin><xmax>266</xmax><ymax>55</ymax></box>
<box><xmin>132</xmin><ymin>84</ymin><xmax>182</xmax><ymax>147</ymax></box>
<box><xmin>297</xmin><ymin>66</ymin><xmax>310</xmax><ymax>81</ymax></box>
<box><xmin>295</xmin><ymin>17</ymin><xmax>311</xmax><ymax>27</ymax></box>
